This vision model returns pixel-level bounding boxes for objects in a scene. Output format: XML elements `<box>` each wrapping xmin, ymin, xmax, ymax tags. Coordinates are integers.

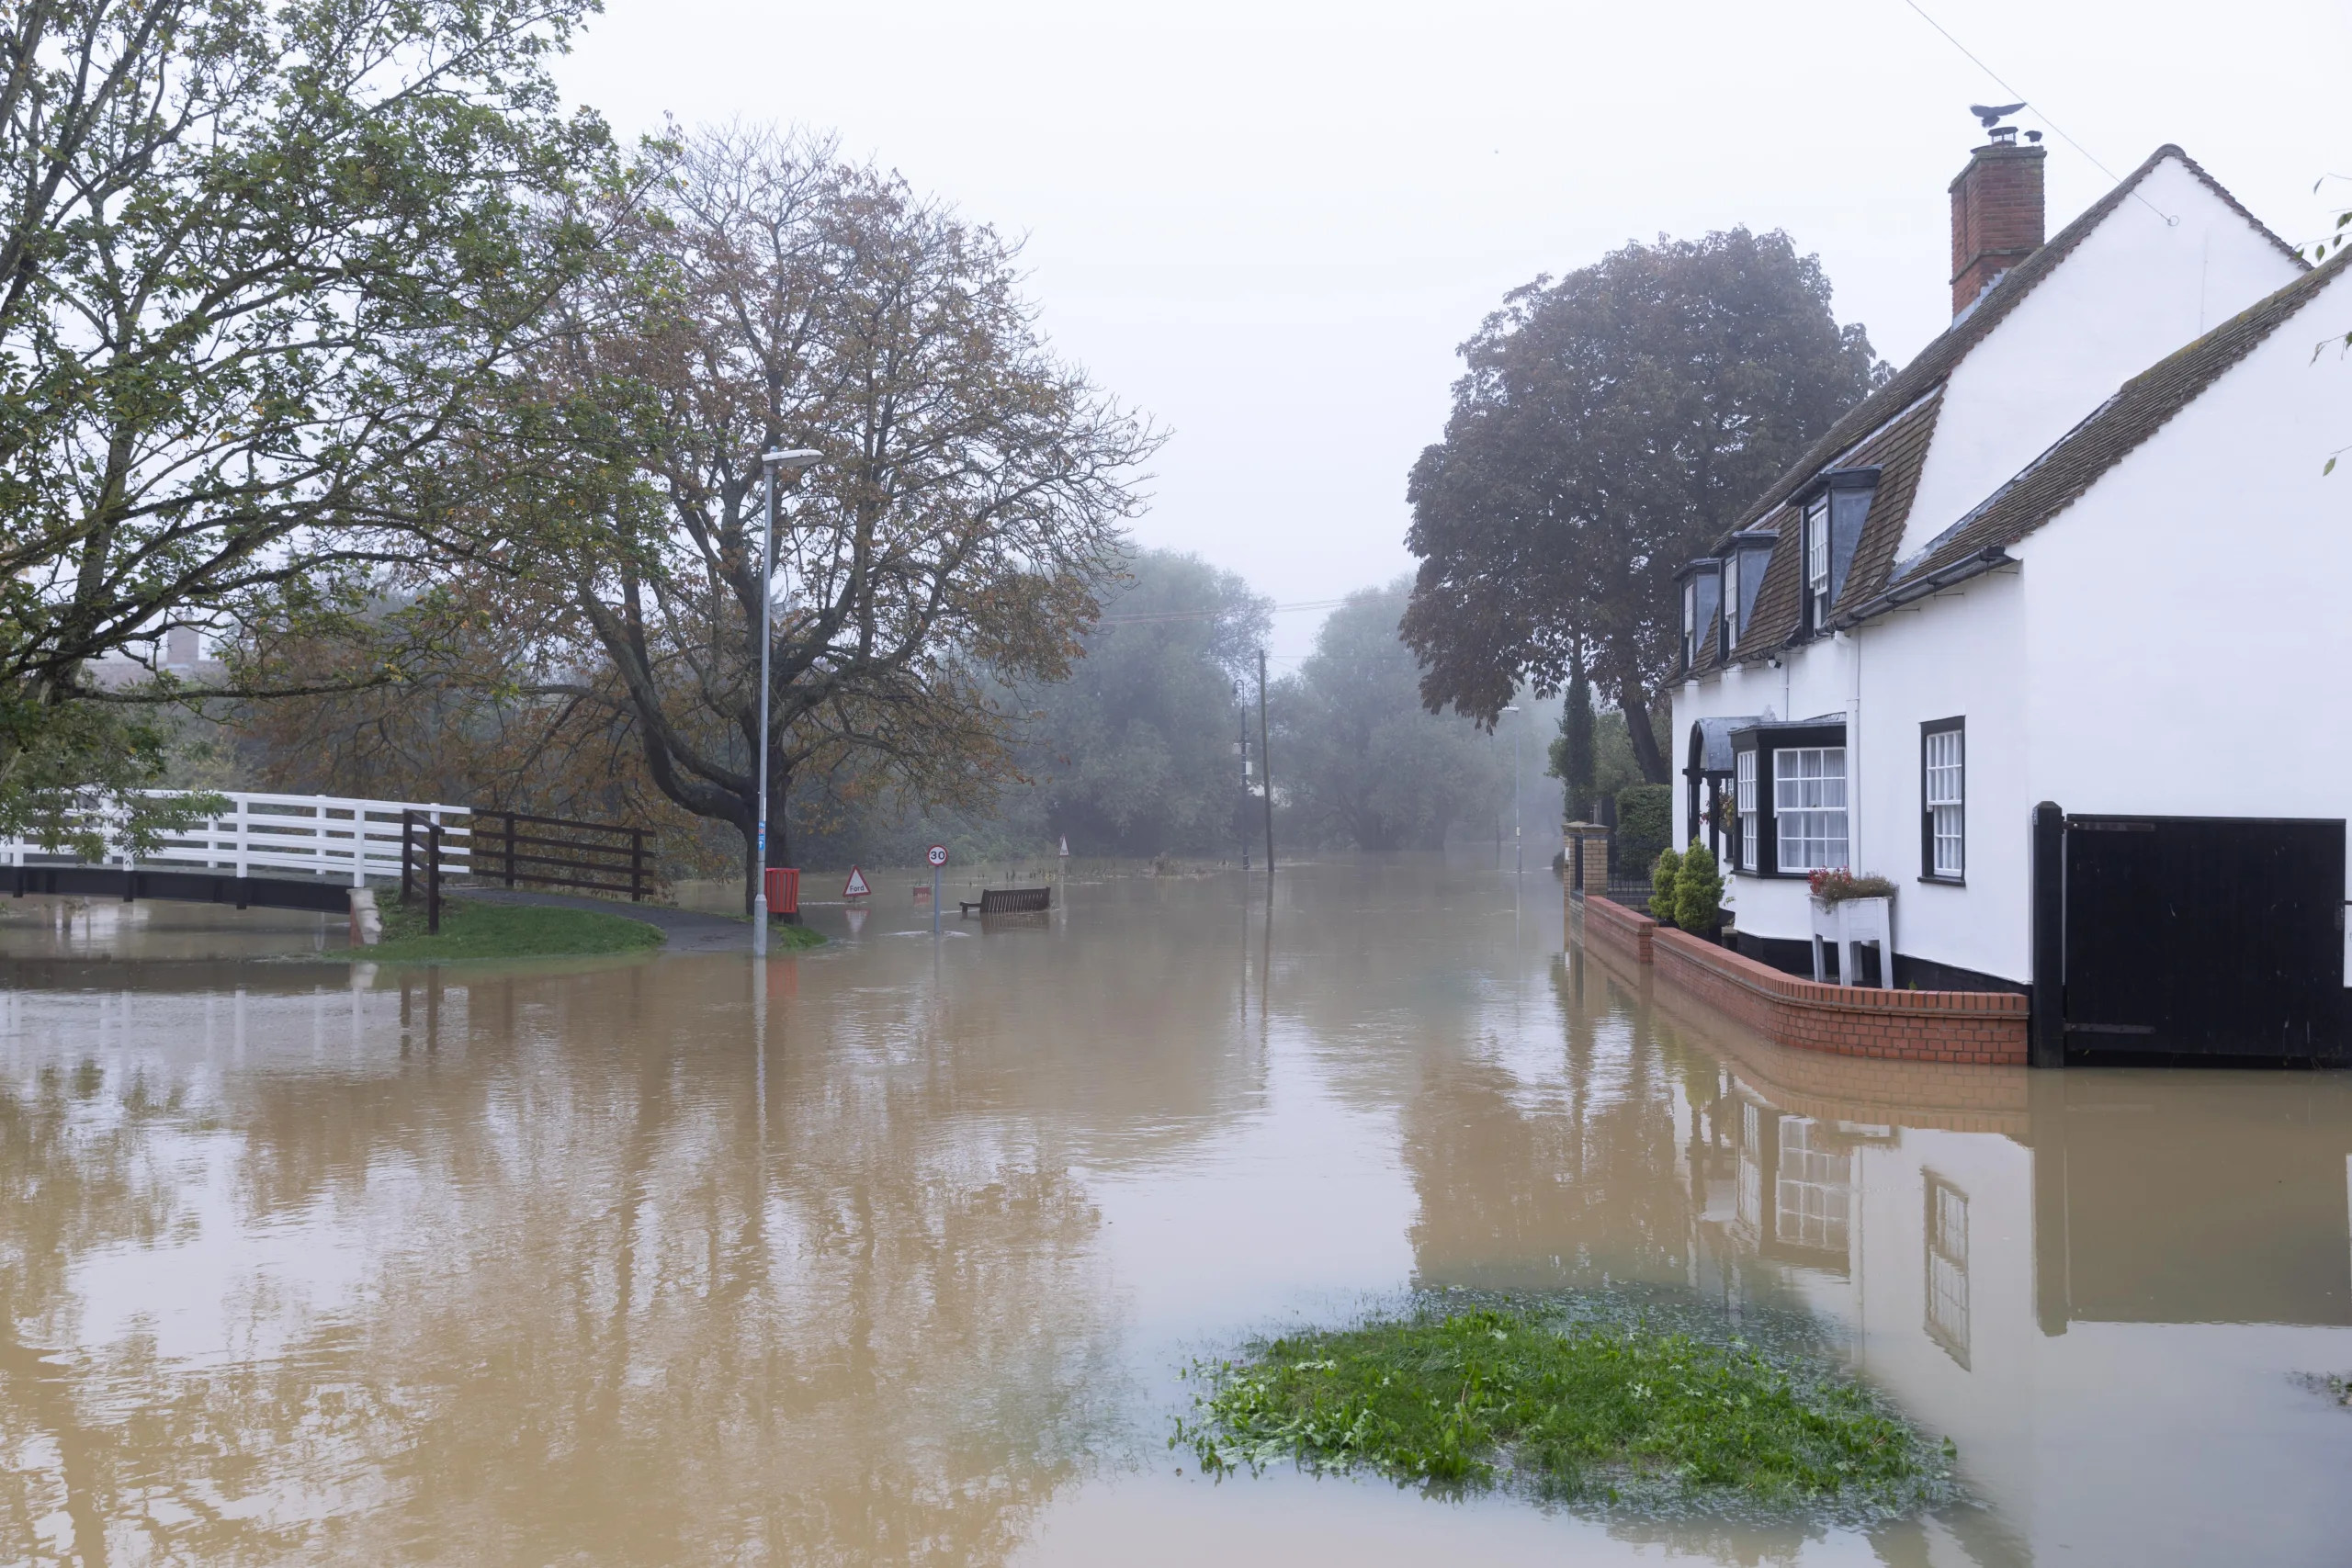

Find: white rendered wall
<box><xmin>1893</xmin><ymin>156</ymin><xmax>2304</xmax><ymax>568</ymax></box>
<box><xmin>2014</xmin><ymin>265</ymin><xmax>2352</xmax><ymax>955</ymax></box>
<box><xmin>1847</xmin><ymin>571</ymin><xmax>2031</xmax><ymax>982</ymax></box>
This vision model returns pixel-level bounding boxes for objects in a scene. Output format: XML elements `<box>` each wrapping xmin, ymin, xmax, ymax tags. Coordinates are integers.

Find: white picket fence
<box><xmin>0</xmin><ymin>791</ymin><xmax>471</xmax><ymax>886</ymax></box>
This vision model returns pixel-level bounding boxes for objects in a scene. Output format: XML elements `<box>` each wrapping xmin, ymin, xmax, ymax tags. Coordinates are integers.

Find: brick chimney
<box><xmin>1949</xmin><ymin>130</ymin><xmax>2045</xmax><ymax>317</ymax></box>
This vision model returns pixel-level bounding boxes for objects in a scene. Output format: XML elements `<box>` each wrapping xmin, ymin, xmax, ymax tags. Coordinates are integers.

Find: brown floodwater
<box><xmin>1</xmin><ymin>859</ymin><xmax>2347</xmax><ymax>1565</ymax></box>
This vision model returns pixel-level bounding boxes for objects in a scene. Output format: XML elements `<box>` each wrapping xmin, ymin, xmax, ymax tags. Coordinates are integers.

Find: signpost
<box><xmin>927</xmin><ymin>844</ymin><xmax>947</xmax><ymax>935</ymax></box>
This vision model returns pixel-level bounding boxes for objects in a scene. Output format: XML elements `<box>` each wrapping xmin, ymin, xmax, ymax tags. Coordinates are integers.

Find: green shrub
<box><xmin>1172</xmin><ymin>1303</ymin><xmax>1947</xmax><ymax>1507</ymax></box>
<box><xmin>1615</xmin><ymin>784</ymin><xmax>1671</xmax><ymax>880</ymax></box>
<box><xmin>1649</xmin><ymin>844</ymin><xmax>1682</xmax><ymax>921</ymax></box>
<box><xmin>1673</xmin><ymin>840</ymin><xmax>1723</xmax><ymax>933</ymax></box>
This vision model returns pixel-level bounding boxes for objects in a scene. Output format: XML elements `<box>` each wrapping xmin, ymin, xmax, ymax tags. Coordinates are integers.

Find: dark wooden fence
<box><xmin>469</xmin><ymin>809</ymin><xmax>655</xmax><ymax>902</ymax></box>
<box><xmin>401</xmin><ymin>809</ymin><xmax>656</xmax><ymax>934</ymax></box>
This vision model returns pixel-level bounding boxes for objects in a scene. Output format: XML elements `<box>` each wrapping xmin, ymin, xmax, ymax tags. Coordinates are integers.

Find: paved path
<box><xmin>453</xmin><ymin>887</ymin><xmax>756</xmax><ymax>954</ymax></box>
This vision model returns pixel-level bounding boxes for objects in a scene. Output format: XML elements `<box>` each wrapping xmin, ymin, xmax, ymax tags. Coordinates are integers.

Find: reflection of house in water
<box><xmin>1668</xmin><ymin>997</ymin><xmax>2352</xmax><ymax>1565</ymax></box>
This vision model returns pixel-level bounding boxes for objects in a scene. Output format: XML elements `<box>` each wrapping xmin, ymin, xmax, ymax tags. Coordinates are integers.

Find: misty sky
<box><xmin>556</xmin><ymin>0</ymin><xmax>2349</xmax><ymax>660</ymax></box>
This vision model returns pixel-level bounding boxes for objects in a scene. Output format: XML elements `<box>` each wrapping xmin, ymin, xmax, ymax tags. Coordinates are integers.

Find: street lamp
<box><xmin>1500</xmin><ymin>704</ymin><xmax>1522</xmax><ymax>876</ymax></box>
<box><xmin>752</xmin><ymin>446</ymin><xmax>824</xmax><ymax>957</ymax></box>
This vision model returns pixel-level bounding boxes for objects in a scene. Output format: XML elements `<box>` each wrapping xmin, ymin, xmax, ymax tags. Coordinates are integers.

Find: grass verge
<box><xmin>363</xmin><ymin>897</ymin><xmax>667</xmax><ymax>961</ymax></box>
<box><xmin>1173</xmin><ymin>1300</ymin><xmax>1948</xmax><ymax>1515</ymax></box>
<box><xmin>769</xmin><ymin>920</ymin><xmax>826</xmax><ymax>950</ymax></box>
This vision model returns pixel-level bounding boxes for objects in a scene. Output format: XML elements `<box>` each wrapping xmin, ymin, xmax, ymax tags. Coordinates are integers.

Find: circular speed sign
<box><xmin>926</xmin><ymin>844</ymin><xmax>948</xmax><ymax>868</ymax></box>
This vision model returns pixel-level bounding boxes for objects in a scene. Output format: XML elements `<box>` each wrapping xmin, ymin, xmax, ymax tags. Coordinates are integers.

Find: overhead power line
<box><xmin>1897</xmin><ymin>0</ymin><xmax>2176</xmax><ymax>225</ymax></box>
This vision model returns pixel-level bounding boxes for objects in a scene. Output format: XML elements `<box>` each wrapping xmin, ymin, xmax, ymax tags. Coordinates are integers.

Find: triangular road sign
<box><xmin>842</xmin><ymin>865</ymin><xmax>871</xmax><ymax>898</ymax></box>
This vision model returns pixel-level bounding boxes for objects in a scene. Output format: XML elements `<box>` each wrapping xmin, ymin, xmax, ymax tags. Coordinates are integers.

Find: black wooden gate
<box><xmin>2054</xmin><ymin>813</ymin><xmax>2345</xmax><ymax>1061</ymax></box>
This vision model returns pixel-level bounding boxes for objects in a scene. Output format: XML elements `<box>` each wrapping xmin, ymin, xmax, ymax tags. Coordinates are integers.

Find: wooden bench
<box><xmin>959</xmin><ymin>886</ymin><xmax>1052</xmax><ymax>917</ymax></box>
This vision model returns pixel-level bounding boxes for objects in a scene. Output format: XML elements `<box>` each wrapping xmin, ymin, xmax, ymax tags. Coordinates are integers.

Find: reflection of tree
<box><xmin>0</xmin><ymin>1060</ymin><xmax>202</xmax><ymax>1567</ymax></box>
<box><xmin>1401</xmin><ymin>951</ymin><xmax>1693</xmax><ymax>1292</ymax></box>
<box><xmin>0</xmin><ymin>957</ymin><xmax>1151</xmax><ymax>1565</ymax></box>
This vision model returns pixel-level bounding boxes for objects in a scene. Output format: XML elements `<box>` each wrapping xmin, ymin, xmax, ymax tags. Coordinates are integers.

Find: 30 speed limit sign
<box><xmin>926</xmin><ymin>844</ymin><xmax>948</xmax><ymax>868</ymax></box>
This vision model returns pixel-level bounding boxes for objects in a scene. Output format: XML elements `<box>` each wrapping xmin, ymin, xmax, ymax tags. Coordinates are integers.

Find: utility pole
<box><xmin>1501</xmin><ymin>703</ymin><xmax>1523</xmax><ymax>875</ymax></box>
<box><xmin>1237</xmin><ymin>683</ymin><xmax>1250</xmax><ymax>871</ymax></box>
<box><xmin>750</xmin><ymin>446</ymin><xmax>822</xmax><ymax>957</ymax></box>
<box><xmin>1258</xmin><ymin>648</ymin><xmax>1274</xmax><ymax>874</ymax></box>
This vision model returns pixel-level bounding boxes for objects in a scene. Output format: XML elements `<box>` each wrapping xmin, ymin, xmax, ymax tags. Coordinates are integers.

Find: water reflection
<box><xmin>0</xmin><ymin>863</ymin><xmax>2346</xmax><ymax>1566</ymax></box>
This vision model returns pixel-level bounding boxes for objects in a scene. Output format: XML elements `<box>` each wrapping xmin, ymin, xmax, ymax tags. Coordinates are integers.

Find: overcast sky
<box><xmin>557</xmin><ymin>0</ymin><xmax>2349</xmax><ymax>660</ymax></box>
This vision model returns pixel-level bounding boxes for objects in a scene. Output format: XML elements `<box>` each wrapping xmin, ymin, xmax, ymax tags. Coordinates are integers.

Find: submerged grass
<box><xmin>1174</xmin><ymin>1297</ymin><xmax>1950</xmax><ymax>1517</ymax></box>
<box><xmin>361</xmin><ymin>897</ymin><xmax>667</xmax><ymax>961</ymax></box>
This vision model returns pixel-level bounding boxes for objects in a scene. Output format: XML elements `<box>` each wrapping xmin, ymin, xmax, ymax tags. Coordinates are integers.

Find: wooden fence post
<box><xmin>2030</xmin><ymin>800</ymin><xmax>2065</xmax><ymax>1069</ymax></box>
<box><xmin>504</xmin><ymin>812</ymin><xmax>517</xmax><ymax>888</ymax></box>
<box><xmin>401</xmin><ymin>811</ymin><xmax>415</xmax><ymax>904</ymax></box>
<box><xmin>630</xmin><ymin>829</ymin><xmax>645</xmax><ymax>902</ymax></box>
<box><xmin>427</xmin><ymin>822</ymin><xmax>443</xmax><ymax>934</ymax></box>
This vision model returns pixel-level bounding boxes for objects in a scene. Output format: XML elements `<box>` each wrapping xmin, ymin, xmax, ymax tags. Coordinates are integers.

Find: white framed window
<box><xmin>1722</xmin><ymin>551</ymin><xmax>1741</xmax><ymax>652</ymax></box>
<box><xmin>1735</xmin><ymin>749</ymin><xmax>1757</xmax><ymax>870</ymax></box>
<box><xmin>1925</xmin><ymin>1175</ymin><xmax>1970</xmax><ymax>1368</ymax></box>
<box><xmin>1682</xmin><ymin>579</ymin><xmax>1698</xmax><ymax>669</ymax></box>
<box><xmin>1804</xmin><ymin>495</ymin><xmax>1830</xmax><ymax>631</ymax></box>
<box><xmin>1773</xmin><ymin>746</ymin><xmax>1848</xmax><ymax>872</ymax></box>
<box><xmin>1924</xmin><ymin>722</ymin><xmax>1963</xmax><ymax>879</ymax></box>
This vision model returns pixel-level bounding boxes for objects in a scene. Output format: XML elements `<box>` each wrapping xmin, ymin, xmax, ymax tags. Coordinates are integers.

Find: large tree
<box><xmin>432</xmin><ymin>130</ymin><xmax>1157</xmax><ymax>908</ymax></box>
<box><xmin>1273</xmin><ymin>581</ymin><xmax>1504</xmax><ymax>852</ymax></box>
<box><xmin>1024</xmin><ymin>548</ymin><xmax>1269</xmax><ymax>857</ymax></box>
<box><xmin>1399</xmin><ymin>228</ymin><xmax>1883</xmax><ymax>783</ymax></box>
<box><xmin>0</xmin><ymin>0</ymin><xmax>616</xmax><ymax>846</ymax></box>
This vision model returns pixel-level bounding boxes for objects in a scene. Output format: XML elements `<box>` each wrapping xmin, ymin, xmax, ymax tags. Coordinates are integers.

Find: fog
<box><xmin>557</xmin><ymin>0</ymin><xmax>2350</xmax><ymax>649</ymax></box>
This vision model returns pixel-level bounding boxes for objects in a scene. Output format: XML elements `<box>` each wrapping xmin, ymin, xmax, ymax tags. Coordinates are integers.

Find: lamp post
<box><xmin>1501</xmin><ymin>704</ymin><xmax>1522</xmax><ymax>876</ymax></box>
<box><xmin>752</xmin><ymin>446</ymin><xmax>824</xmax><ymax>957</ymax></box>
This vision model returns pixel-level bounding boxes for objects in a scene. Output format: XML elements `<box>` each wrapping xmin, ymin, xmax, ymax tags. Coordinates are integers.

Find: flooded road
<box><xmin>1</xmin><ymin>860</ymin><xmax>2347</xmax><ymax>1564</ymax></box>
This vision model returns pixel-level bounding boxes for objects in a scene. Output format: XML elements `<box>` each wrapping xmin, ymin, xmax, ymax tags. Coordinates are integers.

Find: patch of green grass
<box><xmin>363</xmin><ymin>897</ymin><xmax>665</xmax><ymax>962</ymax></box>
<box><xmin>1173</xmin><ymin>1302</ymin><xmax>1947</xmax><ymax>1515</ymax></box>
<box><xmin>770</xmin><ymin>920</ymin><xmax>826</xmax><ymax>950</ymax></box>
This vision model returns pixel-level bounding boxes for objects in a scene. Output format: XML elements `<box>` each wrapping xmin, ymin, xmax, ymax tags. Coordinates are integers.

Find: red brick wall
<box><xmin>1568</xmin><ymin>893</ymin><xmax>2028</xmax><ymax>1066</ymax></box>
<box><xmin>1576</xmin><ymin>886</ymin><xmax>1653</xmax><ymax>964</ymax></box>
<box><xmin>1577</xmin><ymin>918</ymin><xmax>2031</xmax><ymax>1130</ymax></box>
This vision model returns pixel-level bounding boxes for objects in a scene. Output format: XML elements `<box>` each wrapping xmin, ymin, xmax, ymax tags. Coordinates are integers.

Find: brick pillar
<box><xmin>1565</xmin><ymin>823</ymin><xmax>1611</xmax><ymax>897</ymax></box>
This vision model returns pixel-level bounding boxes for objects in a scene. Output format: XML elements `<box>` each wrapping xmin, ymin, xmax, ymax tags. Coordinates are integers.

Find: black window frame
<box><xmin>1802</xmin><ymin>492</ymin><xmax>1831</xmax><ymax>635</ymax></box>
<box><xmin>1730</xmin><ymin>720</ymin><xmax>1847</xmax><ymax>877</ymax></box>
<box><xmin>1919</xmin><ymin>716</ymin><xmax>1966</xmax><ymax>885</ymax></box>
<box><xmin>1718</xmin><ymin>548</ymin><xmax>1739</xmax><ymax>660</ymax></box>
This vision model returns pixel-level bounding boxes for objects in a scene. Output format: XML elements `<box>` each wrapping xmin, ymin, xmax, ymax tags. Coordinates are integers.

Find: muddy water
<box><xmin>1</xmin><ymin>859</ymin><xmax>2347</xmax><ymax>1565</ymax></box>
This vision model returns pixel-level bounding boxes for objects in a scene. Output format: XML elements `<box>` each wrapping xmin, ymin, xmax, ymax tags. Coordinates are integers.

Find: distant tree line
<box><xmin>6</xmin><ymin>0</ymin><xmax>1894</xmax><ymax>888</ymax></box>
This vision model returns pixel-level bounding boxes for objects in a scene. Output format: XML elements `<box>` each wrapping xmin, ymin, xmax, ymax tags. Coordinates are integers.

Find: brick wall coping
<box><xmin>1652</xmin><ymin>924</ymin><xmax>2028</xmax><ymax>1020</ymax></box>
<box><xmin>1571</xmin><ymin>889</ymin><xmax>2027</xmax><ymax>1065</ymax></box>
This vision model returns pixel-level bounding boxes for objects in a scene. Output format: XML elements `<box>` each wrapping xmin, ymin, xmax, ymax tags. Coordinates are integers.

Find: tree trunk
<box><xmin>1622</xmin><ymin>686</ymin><xmax>1669</xmax><ymax>785</ymax></box>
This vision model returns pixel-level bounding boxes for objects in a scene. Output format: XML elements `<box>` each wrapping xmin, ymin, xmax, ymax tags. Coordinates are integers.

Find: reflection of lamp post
<box><xmin>1501</xmin><ymin>704</ymin><xmax>1522</xmax><ymax>875</ymax></box>
<box><xmin>752</xmin><ymin>446</ymin><xmax>824</xmax><ymax>958</ymax></box>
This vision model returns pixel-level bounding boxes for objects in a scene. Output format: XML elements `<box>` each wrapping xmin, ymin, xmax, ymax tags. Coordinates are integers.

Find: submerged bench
<box><xmin>959</xmin><ymin>886</ymin><xmax>1051</xmax><ymax>917</ymax></box>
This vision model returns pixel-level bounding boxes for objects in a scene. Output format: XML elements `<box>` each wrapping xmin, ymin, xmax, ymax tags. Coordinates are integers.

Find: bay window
<box><xmin>1736</xmin><ymin>748</ymin><xmax>1757</xmax><ymax>870</ymax></box>
<box><xmin>1773</xmin><ymin>746</ymin><xmax>1848</xmax><ymax>872</ymax></box>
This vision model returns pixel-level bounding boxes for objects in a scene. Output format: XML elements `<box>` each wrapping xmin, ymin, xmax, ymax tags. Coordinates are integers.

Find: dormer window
<box><xmin>1675</xmin><ymin>559</ymin><xmax>1720</xmax><ymax>673</ymax></box>
<box><xmin>1804</xmin><ymin>493</ymin><xmax>1830</xmax><ymax>632</ymax></box>
<box><xmin>1722</xmin><ymin>550</ymin><xmax>1741</xmax><ymax>653</ymax></box>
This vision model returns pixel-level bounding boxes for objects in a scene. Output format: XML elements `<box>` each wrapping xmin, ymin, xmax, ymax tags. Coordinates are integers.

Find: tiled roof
<box><xmin>1893</xmin><ymin>247</ymin><xmax>2351</xmax><ymax>580</ymax></box>
<box><xmin>1686</xmin><ymin>391</ymin><xmax>1943</xmax><ymax>674</ymax></box>
<box><xmin>1710</xmin><ymin>145</ymin><xmax>2308</xmax><ymax>549</ymax></box>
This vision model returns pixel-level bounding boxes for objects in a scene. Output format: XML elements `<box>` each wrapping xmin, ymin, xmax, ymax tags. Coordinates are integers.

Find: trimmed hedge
<box><xmin>1615</xmin><ymin>784</ymin><xmax>1671</xmax><ymax>881</ymax></box>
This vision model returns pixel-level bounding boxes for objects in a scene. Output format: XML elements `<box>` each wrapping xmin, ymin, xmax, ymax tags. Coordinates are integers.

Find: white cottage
<box><xmin>1669</xmin><ymin>126</ymin><xmax>2352</xmax><ymax>1064</ymax></box>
